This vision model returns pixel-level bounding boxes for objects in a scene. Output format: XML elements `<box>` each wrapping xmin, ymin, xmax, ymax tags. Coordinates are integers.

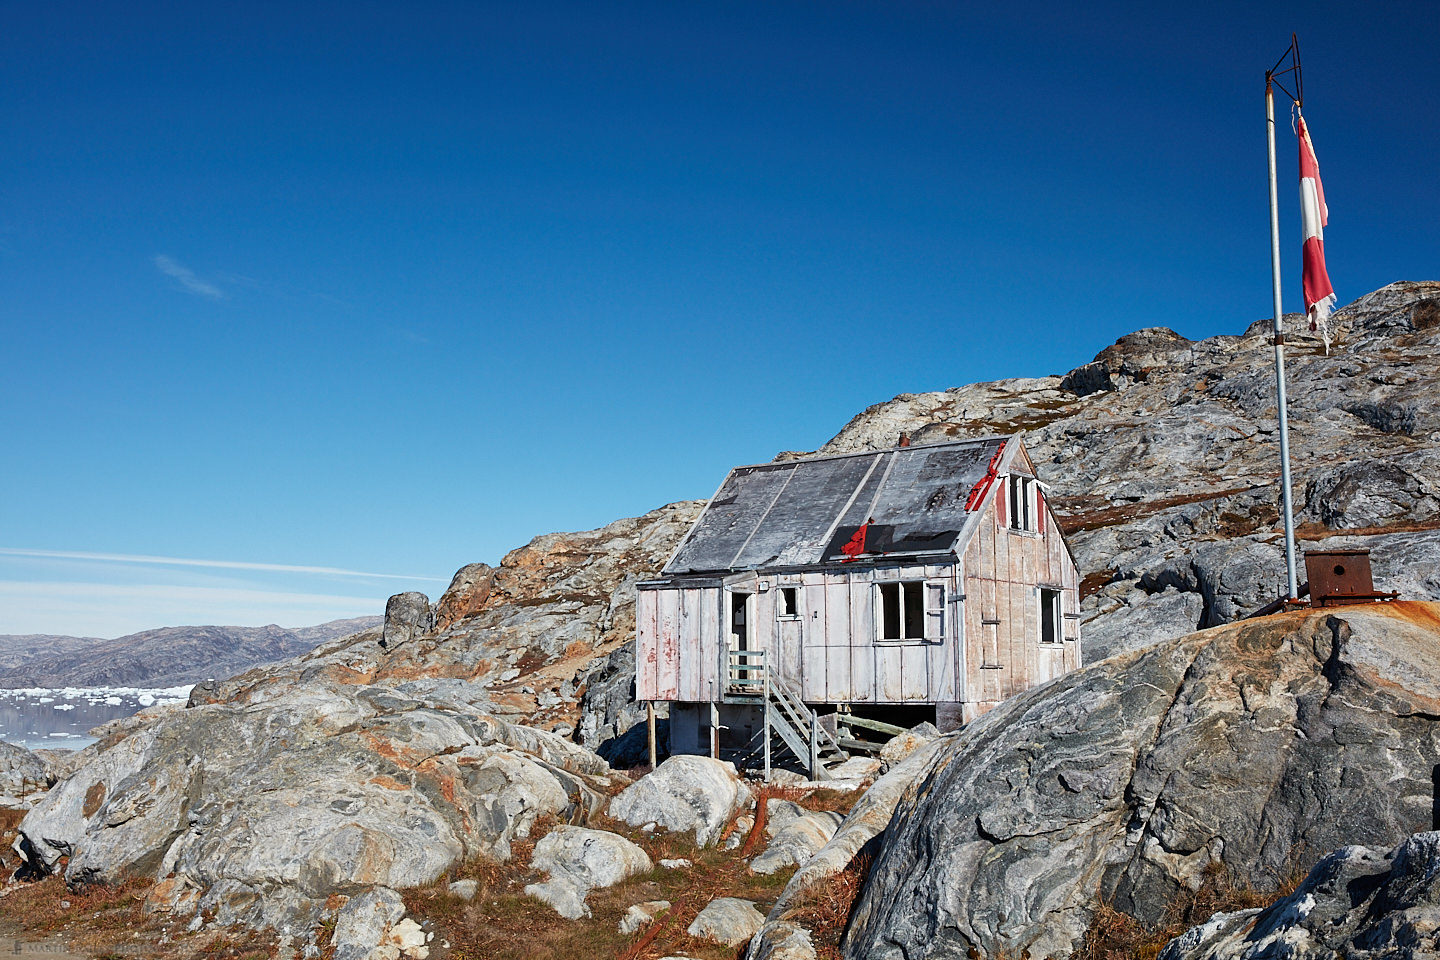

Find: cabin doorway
<box><xmin>729</xmin><ymin>591</ymin><xmax>754</xmax><ymax>689</ymax></box>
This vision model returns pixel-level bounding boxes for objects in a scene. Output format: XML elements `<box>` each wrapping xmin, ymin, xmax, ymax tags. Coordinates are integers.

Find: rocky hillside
<box><xmin>0</xmin><ymin>617</ymin><xmax>381</xmax><ymax>688</ymax></box>
<box><xmin>817</xmin><ymin>280</ymin><xmax>1440</xmax><ymax>661</ymax></box>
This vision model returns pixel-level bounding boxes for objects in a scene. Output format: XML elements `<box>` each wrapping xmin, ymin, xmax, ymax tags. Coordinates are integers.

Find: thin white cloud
<box><xmin>154</xmin><ymin>254</ymin><xmax>226</xmax><ymax>300</ymax></box>
<box><xmin>0</xmin><ymin>547</ymin><xmax>446</xmax><ymax>583</ymax></box>
<box><xmin>0</xmin><ymin>581</ymin><xmax>382</xmax><ymax>637</ymax></box>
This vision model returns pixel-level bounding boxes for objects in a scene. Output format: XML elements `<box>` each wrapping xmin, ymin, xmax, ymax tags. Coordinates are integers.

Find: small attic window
<box><xmin>1008</xmin><ymin>475</ymin><xmax>1035</xmax><ymax>532</ymax></box>
<box><xmin>778</xmin><ymin>587</ymin><xmax>799</xmax><ymax>618</ymax></box>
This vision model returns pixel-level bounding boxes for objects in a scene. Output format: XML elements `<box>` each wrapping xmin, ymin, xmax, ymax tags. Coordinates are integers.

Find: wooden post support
<box><xmin>763</xmin><ymin>664</ymin><xmax>772</xmax><ymax>782</ymax></box>
<box><xmin>710</xmin><ymin>701</ymin><xmax>720</xmax><ymax>760</ymax></box>
<box><xmin>646</xmin><ymin>701</ymin><xmax>657</xmax><ymax>770</ymax></box>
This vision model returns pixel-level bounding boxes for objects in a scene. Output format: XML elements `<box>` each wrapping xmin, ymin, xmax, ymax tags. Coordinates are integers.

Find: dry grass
<box><xmin>1079</xmin><ymin>862</ymin><xmax>1306</xmax><ymax>960</ymax></box>
<box><xmin>1</xmin><ymin>874</ymin><xmax>282</xmax><ymax>960</ymax></box>
<box><xmin>785</xmin><ymin>854</ymin><xmax>871</xmax><ymax>960</ymax></box>
<box><xmin>402</xmin><ymin>802</ymin><xmax>804</xmax><ymax>960</ymax></box>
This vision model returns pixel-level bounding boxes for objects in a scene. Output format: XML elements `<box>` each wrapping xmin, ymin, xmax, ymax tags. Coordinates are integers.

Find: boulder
<box><xmin>745</xmin><ymin>921</ymin><xmax>820</xmax><ymax>960</ymax></box>
<box><xmin>1160</xmin><ymin>832</ymin><xmax>1440</xmax><ymax>960</ymax></box>
<box><xmin>688</xmin><ymin>897</ymin><xmax>766</xmax><ymax>947</ymax></box>
<box><xmin>523</xmin><ymin>826</ymin><xmax>652</xmax><ymax>919</ymax></box>
<box><xmin>843</xmin><ymin>604</ymin><xmax>1440</xmax><ymax>960</ymax></box>
<box><xmin>16</xmin><ymin>686</ymin><xmax>615</xmax><ymax>935</ymax></box>
<box><xmin>878</xmin><ymin>722</ymin><xmax>938</xmax><ymax>770</ymax></box>
<box><xmin>618</xmin><ymin>899</ymin><xmax>671</xmax><ymax>935</ymax></box>
<box><xmin>608</xmin><ymin>755</ymin><xmax>752</xmax><ymax>847</ymax></box>
<box><xmin>750</xmin><ymin>801</ymin><xmax>843</xmax><ymax>875</ymax></box>
<box><xmin>0</xmin><ymin>739</ymin><xmax>48</xmax><ymax>807</ymax></box>
<box><xmin>381</xmin><ymin>592</ymin><xmax>434</xmax><ymax>650</ymax></box>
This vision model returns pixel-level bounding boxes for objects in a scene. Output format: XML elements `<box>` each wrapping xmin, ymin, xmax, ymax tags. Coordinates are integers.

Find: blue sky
<box><xmin>2</xmin><ymin>1</ymin><xmax>1437</xmax><ymax>637</ymax></box>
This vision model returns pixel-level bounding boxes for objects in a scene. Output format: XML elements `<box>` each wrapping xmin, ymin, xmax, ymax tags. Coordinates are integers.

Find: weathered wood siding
<box><xmin>960</xmin><ymin>469</ymin><xmax>1081</xmax><ymax>720</ymax></box>
<box><xmin>636</xmin><ymin>582</ymin><xmax>722</xmax><ymax>701</ymax></box>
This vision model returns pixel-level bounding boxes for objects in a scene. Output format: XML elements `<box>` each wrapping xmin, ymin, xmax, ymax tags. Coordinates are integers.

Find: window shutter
<box><xmin>1037</xmin><ymin>489</ymin><xmax>1046</xmax><ymax>535</ymax></box>
<box><xmin>925</xmin><ymin>582</ymin><xmax>945</xmax><ymax>642</ymax></box>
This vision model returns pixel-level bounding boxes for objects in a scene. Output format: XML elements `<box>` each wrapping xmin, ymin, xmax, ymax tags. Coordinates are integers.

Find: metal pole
<box><xmin>1267</xmin><ymin>77</ymin><xmax>1301</xmax><ymax>600</ymax></box>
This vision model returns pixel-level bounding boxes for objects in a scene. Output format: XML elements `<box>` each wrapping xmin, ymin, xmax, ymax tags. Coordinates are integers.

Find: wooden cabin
<box><xmin>635</xmin><ymin>434</ymin><xmax>1080</xmax><ymax>770</ymax></box>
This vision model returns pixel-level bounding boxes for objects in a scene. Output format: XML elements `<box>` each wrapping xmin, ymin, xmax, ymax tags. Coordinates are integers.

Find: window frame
<box><xmin>874</xmin><ymin>579</ymin><xmax>945</xmax><ymax>645</ymax></box>
<box><xmin>1008</xmin><ymin>474</ymin><xmax>1037</xmax><ymax>534</ymax></box>
<box><xmin>1038</xmin><ymin>586</ymin><xmax>1063</xmax><ymax>644</ymax></box>
<box><xmin>776</xmin><ymin>585</ymin><xmax>801</xmax><ymax>620</ymax></box>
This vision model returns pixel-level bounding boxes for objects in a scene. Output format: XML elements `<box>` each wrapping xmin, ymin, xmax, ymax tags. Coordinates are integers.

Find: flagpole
<box><xmin>1266</xmin><ymin>75</ymin><xmax>1301</xmax><ymax>601</ymax></box>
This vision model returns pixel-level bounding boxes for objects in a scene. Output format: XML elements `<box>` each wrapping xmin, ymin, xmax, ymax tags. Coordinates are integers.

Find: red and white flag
<box><xmin>1298</xmin><ymin>114</ymin><xmax>1336</xmax><ymax>347</ymax></box>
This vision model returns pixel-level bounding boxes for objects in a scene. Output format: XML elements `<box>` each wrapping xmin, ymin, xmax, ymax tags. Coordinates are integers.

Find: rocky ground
<box><xmin>4</xmin><ymin>281</ymin><xmax>1440</xmax><ymax>959</ymax></box>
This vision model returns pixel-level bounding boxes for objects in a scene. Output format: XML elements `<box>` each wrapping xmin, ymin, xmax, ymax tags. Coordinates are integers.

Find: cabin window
<box><xmin>1008</xmin><ymin>475</ymin><xmax>1035</xmax><ymax>532</ymax></box>
<box><xmin>778</xmin><ymin>587</ymin><xmax>799</xmax><ymax>618</ymax></box>
<box><xmin>877</xmin><ymin>581</ymin><xmax>928</xmax><ymax>642</ymax></box>
<box><xmin>1040</xmin><ymin>588</ymin><xmax>1062</xmax><ymax>643</ymax></box>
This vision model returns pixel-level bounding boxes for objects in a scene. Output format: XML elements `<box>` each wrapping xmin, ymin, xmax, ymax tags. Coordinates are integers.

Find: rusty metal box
<box><xmin>1305</xmin><ymin>549</ymin><xmax>1377</xmax><ymax>606</ymax></box>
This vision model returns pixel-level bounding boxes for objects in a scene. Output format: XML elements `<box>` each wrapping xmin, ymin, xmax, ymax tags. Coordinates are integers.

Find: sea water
<box><xmin>0</xmin><ymin>685</ymin><xmax>194</xmax><ymax>750</ymax></box>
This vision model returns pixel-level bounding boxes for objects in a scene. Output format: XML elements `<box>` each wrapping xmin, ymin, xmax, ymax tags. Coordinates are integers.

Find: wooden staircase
<box><xmin>726</xmin><ymin>649</ymin><xmax>849</xmax><ymax>781</ymax></box>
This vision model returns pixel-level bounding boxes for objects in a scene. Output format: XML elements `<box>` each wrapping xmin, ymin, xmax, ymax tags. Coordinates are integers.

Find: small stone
<box><xmin>618</xmin><ymin>900</ymin><xmax>671</xmax><ymax>935</ymax></box>
<box><xmin>659</xmin><ymin>858</ymin><xmax>690</xmax><ymax>869</ymax></box>
<box><xmin>447</xmin><ymin>879</ymin><xmax>478</xmax><ymax>901</ymax></box>
<box><xmin>687</xmin><ymin>897</ymin><xmax>765</xmax><ymax>947</ymax></box>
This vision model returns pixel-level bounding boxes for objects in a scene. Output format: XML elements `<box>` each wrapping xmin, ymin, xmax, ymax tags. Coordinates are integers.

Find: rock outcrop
<box><xmin>1160</xmin><ymin>832</ymin><xmax>1440</xmax><ymax>960</ymax></box>
<box><xmin>842</xmin><ymin>603</ymin><xmax>1440</xmax><ymax>960</ymax></box>
<box><xmin>15</xmin><ymin>675</ymin><xmax>615</xmax><ymax>938</ymax></box>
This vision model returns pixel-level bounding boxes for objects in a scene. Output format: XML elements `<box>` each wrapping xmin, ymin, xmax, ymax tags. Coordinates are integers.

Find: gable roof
<box><xmin>663</xmin><ymin>435</ymin><xmax>1016</xmax><ymax>576</ymax></box>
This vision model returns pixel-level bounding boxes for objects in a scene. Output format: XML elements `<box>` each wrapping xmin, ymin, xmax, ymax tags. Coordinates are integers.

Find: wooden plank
<box><xmin>656</xmin><ymin>589</ymin><xmax>680</xmax><ymax>701</ymax></box>
<box><xmin>877</xmin><ymin>643</ymin><xmax>904</xmax><ymax>701</ymax></box>
<box><xmin>699</xmin><ymin>587</ymin><xmax>720</xmax><ymax>700</ymax></box>
<box><xmin>636</xmin><ymin>589</ymin><xmax>658</xmax><ymax>701</ymax></box>
<box><xmin>676</xmin><ymin>589</ymin><xmax>699</xmax><ymax>700</ymax></box>
<box><xmin>849</xmin><ymin>570</ymin><xmax>874</xmax><ymax>701</ymax></box>
<box><xmin>901</xmin><ymin>643</ymin><xmax>928</xmax><ymax>700</ymax></box>
<box><xmin>802</xmin><ymin>576</ymin><xmax>827</xmax><ymax>701</ymax></box>
<box><xmin>825</xmin><ymin>572</ymin><xmax>852</xmax><ymax>698</ymax></box>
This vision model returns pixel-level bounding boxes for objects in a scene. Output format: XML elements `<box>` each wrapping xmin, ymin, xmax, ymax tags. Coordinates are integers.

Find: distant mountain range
<box><xmin>0</xmin><ymin>617</ymin><xmax>381</xmax><ymax>688</ymax></box>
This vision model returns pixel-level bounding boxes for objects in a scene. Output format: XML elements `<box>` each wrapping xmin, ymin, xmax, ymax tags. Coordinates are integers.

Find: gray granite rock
<box><xmin>843</xmin><ymin>604</ymin><xmax>1440</xmax><ymax>960</ymax></box>
<box><xmin>523</xmin><ymin>826</ymin><xmax>652</xmax><ymax>919</ymax></box>
<box><xmin>618</xmin><ymin>899</ymin><xmax>671</xmax><ymax>935</ymax></box>
<box><xmin>608</xmin><ymin>755</ymin><xmax>752</xmax><ymax>847</ymax></box>
<box><xmin>688</xmin><ymin>897</ymin><xmax>766</xmax><ymax>947</ymax></box>
<box><xmin>750</xmin><ymin>801</ymin><xmax>843</xmax><ymax>875</ymax></box>
<box><xmin>744</xmin><ymin>921</ymin><xmax>820</xmax><ymax>960</ymax></box>
<box><xmin>381</xmin><ymin>592</ymin><xmax>434</xmax><ymax>651</ymax></box>
<box><xmin>329</xmin><ymin>887</ymin><xmax>406</xmax><ymax>960</ymax></box>
<box><xmin>0</xmin><ymin>739</ymin><xmax>48</xmax><ymax>807</ymax></box>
